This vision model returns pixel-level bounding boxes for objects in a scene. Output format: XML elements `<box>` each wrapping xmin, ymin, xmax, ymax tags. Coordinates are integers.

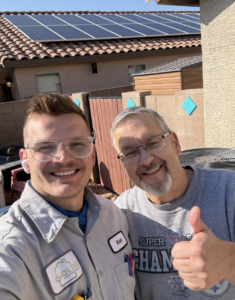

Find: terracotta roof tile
<box><xmin>0</xmin><ymin>13</ymin><xmax>201</xmax><ymax>66</ymax></box>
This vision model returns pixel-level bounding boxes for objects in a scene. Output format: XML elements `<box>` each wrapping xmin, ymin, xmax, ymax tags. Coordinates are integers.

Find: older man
<box><xmin>111</xmin><ymin>106</ymin><xmax>235</xmax><ymax>300</ymax></box>
<box><xmin>0</xmin><ymin>94</ymin><xmax>135</xmax><ymax>300</ymax></box>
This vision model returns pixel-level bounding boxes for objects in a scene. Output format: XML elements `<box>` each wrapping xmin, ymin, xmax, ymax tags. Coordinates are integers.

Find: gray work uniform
<box><xmin>0</xmin><ymin>183</ymin><xmax>135</xmax><ymax>300</ymax></box>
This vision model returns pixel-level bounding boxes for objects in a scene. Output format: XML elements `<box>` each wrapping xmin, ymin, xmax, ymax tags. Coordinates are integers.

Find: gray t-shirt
<box><xmin>115</xmin><ymin>167</ymin><xmax>235</xmax><ymax>300</ymax></box>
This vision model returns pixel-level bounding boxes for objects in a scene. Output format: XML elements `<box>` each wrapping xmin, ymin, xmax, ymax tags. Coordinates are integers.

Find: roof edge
<box><xmin>0</xmin><ymin>10</ymin><xmax>200</xmax><ymax>15</ymax></box>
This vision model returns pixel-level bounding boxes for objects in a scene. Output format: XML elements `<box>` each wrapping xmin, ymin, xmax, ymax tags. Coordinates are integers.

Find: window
<box><xmin>128</xmin><ymin>64</ymin><xmax>145</xmax><ymax>76</ymax></box>
<box><xmin>36</xmin><ymin>73</ymin><xmax>62</xmax><ymax>94</ymax></box>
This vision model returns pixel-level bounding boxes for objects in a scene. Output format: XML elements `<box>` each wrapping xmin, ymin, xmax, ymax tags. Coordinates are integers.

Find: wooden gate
<box><xmin>89</xmin><ymin>97</ymin><xmax>130</xmax><ymax>194</ymax></box>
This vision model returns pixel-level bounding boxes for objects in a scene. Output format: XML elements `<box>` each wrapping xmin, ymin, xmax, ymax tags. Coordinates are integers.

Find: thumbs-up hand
<box><xmin>172</xmin><ymin>206</ymin><xmax>233</xmax><ymax>291</ymax></box>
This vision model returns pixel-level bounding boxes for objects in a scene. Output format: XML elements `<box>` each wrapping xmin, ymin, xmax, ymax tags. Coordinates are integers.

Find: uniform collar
<box><xmin>19</xmin><ymin>182</ymin><xmax>107</xmax><ymax>243</ymax></box>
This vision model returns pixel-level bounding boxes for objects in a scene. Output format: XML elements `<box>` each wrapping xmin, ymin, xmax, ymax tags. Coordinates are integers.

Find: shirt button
<box><xmin>99</xmin><ymin>270</ymin><xmax>104</xmax><ymax>277</ymax></box>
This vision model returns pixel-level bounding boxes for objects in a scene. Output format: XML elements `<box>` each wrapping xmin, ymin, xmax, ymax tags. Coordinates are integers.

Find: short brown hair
<box><xmin>23</xmin><ymin>93</ymin><xmax>89</xmax><ymax>142</ymax></box>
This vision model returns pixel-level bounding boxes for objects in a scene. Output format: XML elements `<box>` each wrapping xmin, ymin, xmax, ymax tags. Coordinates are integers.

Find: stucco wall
<box><xmin>14</xmin><ymin>51</ymin><xmax>201</xmax><ymax>100</ymax></box>
<box><xmin>201</xmin><ymin>0</ymin><xmax>235</xmax><ymax>147</ymax></box>
<box><xmin>0</xmin><ymin>99</ymin><xmax>30</xmax><ymax>149</ymax></box>
<box><xmin>122</xmin><ymin>89</ymin><xmax>204</xmax><ymax>151</ymax></box>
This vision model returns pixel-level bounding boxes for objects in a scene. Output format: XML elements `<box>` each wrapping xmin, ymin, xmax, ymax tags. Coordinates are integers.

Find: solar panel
<box><xmin>17</xmin><ymin>25</ymin><xmax>64</xmax><ymax>41</ymax></box>
<box><xmin>4</xmin><ymin>15</ymin><xmax>40</xmax><ymax>26</ymax></box>
<box><xmin>102</xmin><ymin>14</ymin><xmax>135</xmax><ymax>24</ymax></box>
<box><xmin>172</xmin><ymin>13</ymin><xmax>200</xmax><ymax>23</ymax></box>
<box><xmin>101</xmin><ymin>24</ymin><xmax>144</xmax><ymax>37</ymax></box>
<box><xmin>125</xmin><ymin>24</ymin><xmax>165</xmax><ymax>36</ymax></box>
<box><xmin>3</xmin><ymin>12</ymin><xmax>201</xmax><ymax>42</ymax></box>
<box><xmin>79</xmin><ymin>15</ymin><xmax>114</xmax><ymax>25</ymax></box>
<box><xmin>146</xmin><ymin>23</ymin><xmax>185</xmax><ymax>34</ymax></box>
<box><xmin>172</xmin><ymin>22</ymin><xmax>200</xmax><ymax>33</ymax></box>
<box><xmin>119</xmin><ymin>14</ymin><xmax>150</xmax><ymax>24</ymax></box>
<box><xmin>54</xmin><ymin>14</ymin><xmax>91</xmax><ymax>25</ymax></box>
<box><xmin>137</xmin><ymin>14</ymin><xmax>173</xmax><ymax>24</ymax></box>
<box><xmin>47</xmin><ymin>25</ymin><xmax>92</xmax><ymax>39</ymax></box>
<box><xmin>75</xmin><ymin>25</ymin><xmax>119</xmax><ymax>38</ymax></box>
<box><xmin>31</xmin><ymin>14</ymin><xmax>67</xmax><ymax>25</ymax></box>
<box><xmin>187</xmin><ymin>14</ymin><xmax>201</xmax><ymax>20</ymax></box>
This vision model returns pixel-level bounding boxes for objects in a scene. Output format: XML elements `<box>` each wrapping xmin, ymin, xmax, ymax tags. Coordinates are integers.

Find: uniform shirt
<box><xmin>0</xmin><ymin>183</ymin><xmax>135</xmax><ymax>300</ymax></box>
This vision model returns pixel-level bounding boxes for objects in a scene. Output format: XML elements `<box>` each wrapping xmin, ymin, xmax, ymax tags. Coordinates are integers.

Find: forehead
<box><xmin>114</xmin><ymin>114</ymin><xmax>163</xmax><ymax>149</ymax></box>
<box><xmin>26</xmin><ymin>113</ymin><xmax>90</xmax><ymax>142</ymax></box>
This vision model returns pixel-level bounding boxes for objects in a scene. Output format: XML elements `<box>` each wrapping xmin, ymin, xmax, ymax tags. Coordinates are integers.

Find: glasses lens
<box><xmin>121</xmin><ymin>148</ymin><xmax>140</xmax><ymax>165</ymax></box>
<box><xmin>144</xmin><ymin>136</ymin><xmax>164</xmax><ymax>152</ymax></box>
<box><xmin>31</xmin><ymin>141</ymin><xmax>58</xmax><ymax>161</ymax></box>
<box><xmin>68</xmin><ymin>137</ymin><xmax>93</xmax><ymax>158</ymax></box>
<box><xmin>120</xmin><ymin>135</ymin><xmax>165</xmax><ymax>165</ymax></box>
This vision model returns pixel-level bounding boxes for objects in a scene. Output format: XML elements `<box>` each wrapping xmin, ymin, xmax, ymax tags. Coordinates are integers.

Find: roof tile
<box><xmin>0</xmin><ymin>13</ymin><xmax>201</xmax><ymax>66</ymax></box>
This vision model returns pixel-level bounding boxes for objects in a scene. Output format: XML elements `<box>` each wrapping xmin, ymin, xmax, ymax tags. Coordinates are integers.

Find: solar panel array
<box><xmin>3</xmin><ymin>13</ymin><xmax>201</xmax><ymax>42</ymax></box>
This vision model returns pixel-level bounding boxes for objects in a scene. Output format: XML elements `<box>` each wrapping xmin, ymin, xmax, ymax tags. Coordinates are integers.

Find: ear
<box><xmin>92</xmin><ymin>145</ymin><xmax>96</xmax><ymax>166</ymax></box>
<box><xmin>19</xmin><ymin>148</ymin><xmax>30</xmax><ymax>174</ymax></box>
<box><xmin>170</xmin><ymin>132</ymin><xmax>181</xmax><ymax>157</ymax></box>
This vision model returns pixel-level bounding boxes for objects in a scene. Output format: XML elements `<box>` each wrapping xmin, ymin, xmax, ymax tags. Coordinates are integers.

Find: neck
<box><xmin>146</xmin><ymin>168</ymin><xmax>194</xmax><ymax>205</ymax></box>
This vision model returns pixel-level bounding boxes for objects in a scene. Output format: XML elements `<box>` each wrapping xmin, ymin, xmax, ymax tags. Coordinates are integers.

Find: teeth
<box><xmin>54</xmin><ymin>170</ymin><xmax>75</xmax><ymax>176</ymax></box>
<box><xmin>144</xmin><ymin>166</ymin><xmax>160</xmax><ymax>174</ymax></box>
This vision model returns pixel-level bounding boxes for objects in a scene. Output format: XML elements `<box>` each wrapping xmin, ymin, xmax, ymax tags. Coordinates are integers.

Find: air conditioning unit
<box><xmin>179</xmin><ymin>148</ymin><xmax>235</xmax><ymax>171</ymax></box>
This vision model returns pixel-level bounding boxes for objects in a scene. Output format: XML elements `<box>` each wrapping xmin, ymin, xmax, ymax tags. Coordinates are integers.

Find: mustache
<box><xmin>46</xmin><ymin>162</ymin><xmax>86</xmax><ymax>173</ymax></box>
<box><xmin>136</xmin><ymin>160</ymin><xmax>163</xmax><ymax>175</ymax></box>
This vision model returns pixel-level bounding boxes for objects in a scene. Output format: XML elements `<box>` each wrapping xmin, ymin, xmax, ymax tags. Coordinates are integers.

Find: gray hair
<box><xmin>110</xmin><ymin>106</ymin><xmax>171</xmax><ymax>147</ymax></box>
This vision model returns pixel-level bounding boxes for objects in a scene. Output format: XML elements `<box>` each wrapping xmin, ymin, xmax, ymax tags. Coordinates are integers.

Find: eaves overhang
<box><xmin>155</xmin><ymin>0</ymin><xmax>200</xmax><ymax>7</ymax></box>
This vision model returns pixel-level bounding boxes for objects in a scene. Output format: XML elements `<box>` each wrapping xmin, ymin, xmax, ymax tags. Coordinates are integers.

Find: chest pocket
<box><xmin>115</xmin><ymin>262</ymin><xmax>135</xmax><ymax>300</ymax></box>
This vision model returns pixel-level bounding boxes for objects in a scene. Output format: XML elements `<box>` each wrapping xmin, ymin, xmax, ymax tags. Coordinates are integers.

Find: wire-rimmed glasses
<box><xmin>117</xmin><ymin>133</ymin><xmax>170</xmax><ymax>165</ymax></box>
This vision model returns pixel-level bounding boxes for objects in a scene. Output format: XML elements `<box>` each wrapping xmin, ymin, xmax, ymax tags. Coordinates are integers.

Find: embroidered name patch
<box><xmin>108</xmin><ymin>231</ymin><xmax>128</xmax><ymax>253</ymax></box>
<box><xmin>46</xmin><ymin>250</ymin><xmax>83</xmax><ymax>295</ymax></box>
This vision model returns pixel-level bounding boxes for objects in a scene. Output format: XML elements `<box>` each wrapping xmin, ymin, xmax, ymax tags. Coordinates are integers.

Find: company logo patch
<box><xmin>108</xmin><ymin>231</ymin><xmax>128</xmax><ymax>253</ymax></box>
<box><xmin>46</xmin><ymin>250</ymin><xmax>83</xmax><ymax>295</ymax></box>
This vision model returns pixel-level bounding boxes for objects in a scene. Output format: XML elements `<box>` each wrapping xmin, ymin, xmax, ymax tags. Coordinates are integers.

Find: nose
<box><xmin>138</xmin><ymin>147</ymin><xmax>155</xmax><ymax>166</ymax></box>
<box><xmin>53</xmin><ymin>143</ymin><xmax>74</xmax><ymax>161</ymax></box>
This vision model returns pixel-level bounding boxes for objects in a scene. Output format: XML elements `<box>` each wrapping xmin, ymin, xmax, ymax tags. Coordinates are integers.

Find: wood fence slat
<box><xmin>117</xmin><ymin>98</ymin><xmax>131</xmax><ymax>192</ymax></box>
<box><xmin>98</xmin><ymin>98</ymin><xmax>113</xmax><ymax>190</ymax></box>
<box><xmin>89</xmin><ymin>97</ymin><xmax>130</xmax><ymax>194</ymax></box>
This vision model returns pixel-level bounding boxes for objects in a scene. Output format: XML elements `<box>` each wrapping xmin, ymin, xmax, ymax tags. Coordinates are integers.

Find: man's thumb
<box><xmin>189</xmin><ymin>206</ymin><xmax>208</xmax><ymax>235</ymax></box>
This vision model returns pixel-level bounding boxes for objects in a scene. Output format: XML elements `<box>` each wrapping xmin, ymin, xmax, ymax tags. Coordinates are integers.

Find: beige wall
<box><xmin>201</xmin><ymin>0</ymin><xmax>235</xmax><ymax>147</ymax></box>
<box><xmin>14</xmin><ymin>51</ymin><xmax>201</xmax><ymax>100</ymax></box>
<box><xmin>0</xmin><ymin>99</ymin><xmax>30</xmax><ymax>149</ymax></box>
<box><xmin>122</xmin><ymin>89</ymin><xmax>204</xmax><ymax>151</ymax></box>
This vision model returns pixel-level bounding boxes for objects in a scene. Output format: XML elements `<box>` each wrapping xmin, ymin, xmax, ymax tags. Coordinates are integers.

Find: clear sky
<box><xmin>1</xmin><ymin>0</ymin><xmax>200</xmax><ymax>13</ymax></box>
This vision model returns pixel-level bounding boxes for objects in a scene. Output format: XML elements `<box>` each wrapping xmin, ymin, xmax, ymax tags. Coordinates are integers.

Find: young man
<box><xmin>111</xmin><ymin>106</ymin><xmax>235</xmax><ymax>300</ymax></box>
<box><xmin>0</xmin><ymin>94</ymin><xmax>135</xmax><ymax>300</ymax></box>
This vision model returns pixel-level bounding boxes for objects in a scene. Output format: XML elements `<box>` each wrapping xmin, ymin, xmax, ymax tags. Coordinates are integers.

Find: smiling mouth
<box><xmin>51</xmin><ymin>169</ymin><xmax>79</xmax><ymax>177</ymax></box>
<box><xmin>141</xmin><ymin>164</ymin><xmax>162</xmax><ymax>175</ymax></box>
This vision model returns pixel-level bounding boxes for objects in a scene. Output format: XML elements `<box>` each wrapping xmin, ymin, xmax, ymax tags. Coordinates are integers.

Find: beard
<box><xmin>138</xmin><ymin>163</ymin><xmax>172</xmax><ymax>197</ymax></box>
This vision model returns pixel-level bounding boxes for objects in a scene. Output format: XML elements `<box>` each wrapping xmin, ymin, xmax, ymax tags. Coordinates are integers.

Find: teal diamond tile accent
<box><xmin>126</xmin><ymin>98</ymin><xmax>136</xmax><ymax>108</ymax></box>
<box><xmin>182</xmin><ymin>96</ymin><xmax>197</xmax><ymax>115</ymax></box>
<box><xmin>75</xmin><ymin>98</ymin><xmax>80</xmax><ymax>106</ymax></box>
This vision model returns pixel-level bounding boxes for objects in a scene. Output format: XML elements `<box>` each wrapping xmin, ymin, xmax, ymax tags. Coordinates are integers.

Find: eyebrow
<box><xmin>120</xmin><ymin>134</ymin><xmax>159</xmax><ymax>151</ymax></box>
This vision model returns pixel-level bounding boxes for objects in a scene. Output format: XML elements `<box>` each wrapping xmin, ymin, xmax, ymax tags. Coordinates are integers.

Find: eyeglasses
<box><xmin>26</xmin><ymin>137</ymin><xmax>94</xmax><ymax>162</ymax></box>
<box><xmin>117</xmin><ymin>133</ymin><xmax>170</xmax><ymax>165</ymax></box>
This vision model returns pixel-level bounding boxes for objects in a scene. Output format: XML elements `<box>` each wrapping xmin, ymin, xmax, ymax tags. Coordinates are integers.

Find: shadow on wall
<box><xmin>200</xmin><ymin>1</ymin><xmax>233</xmax><ymax>26</ymax></box>
<box><xmin>99</xmin><ymin>161</ymin><xmax>113</xmax><ymax>191</ymax></box>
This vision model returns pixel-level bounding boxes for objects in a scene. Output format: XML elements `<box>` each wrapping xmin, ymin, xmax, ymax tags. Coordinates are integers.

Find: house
<box><xmin>0</xmin><ymin>11</ymin><xmax>201</xmax><ymax>102</ymax></box>
<box><xmin>155</xmin><ymin>0</ymin><xmax>235</xmax><ymax>149</ymax></box>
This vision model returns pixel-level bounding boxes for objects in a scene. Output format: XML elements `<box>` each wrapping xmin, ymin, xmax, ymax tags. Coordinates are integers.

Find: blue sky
<box><xmin>1</xmin><ymin>0</ymin><xmax>200</xmax><ymax>12</ymax></box>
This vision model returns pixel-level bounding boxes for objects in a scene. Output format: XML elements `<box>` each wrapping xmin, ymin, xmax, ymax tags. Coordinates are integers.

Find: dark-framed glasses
<box><xmin>117</xmin><ymin>132</ymin><xmax>170</xmax><ymax>165</ymax></box>
<box><xmin>26</xmin><ymin>136</ymin><xmax>94</xmax><ymax>162</ymax></box>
